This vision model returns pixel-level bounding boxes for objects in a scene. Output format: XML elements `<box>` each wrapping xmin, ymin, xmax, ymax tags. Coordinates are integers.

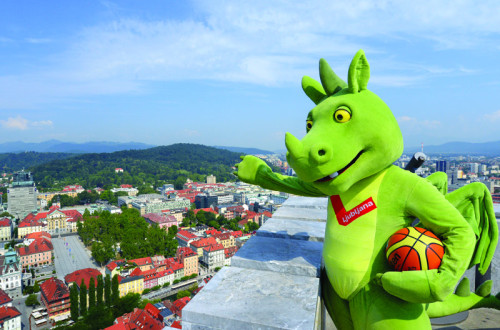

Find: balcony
<box><xmin>183</xmin><ymin>196</ymin><xmax>500</xmax><ymax>329</ymax></box>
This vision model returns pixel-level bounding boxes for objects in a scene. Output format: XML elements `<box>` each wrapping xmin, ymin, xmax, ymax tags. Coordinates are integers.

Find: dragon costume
<box><xmin>235</xmin><ymin>50</ymin><xmax>499</xmax><ymax>329</ymax></box>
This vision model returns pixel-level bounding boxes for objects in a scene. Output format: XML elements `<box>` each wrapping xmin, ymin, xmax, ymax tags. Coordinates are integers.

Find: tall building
<box><xmin>7</xmin><ymin>171</ymin><xmax>37</xmax><ymax>219</ymax></box>
<box><xmin>435</xmin><ymin>161</ymin><xmax>448</xmax><ymax>173</ymax></box>
<box><xmin>206</xmin><ymin>175</ymin><xmax>216</xmax><ymax>184</ymax></box>
<box><xmin>470</xmin><ymin>163</ymin><xmax>479</xmax><ymax>174</ymax></box>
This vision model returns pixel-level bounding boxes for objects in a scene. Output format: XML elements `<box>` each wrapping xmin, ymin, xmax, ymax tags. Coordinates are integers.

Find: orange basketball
<box><xmin>386</xmin><ymin>227</ymin><xmax>444</xmax><ymax>271</ymax></box>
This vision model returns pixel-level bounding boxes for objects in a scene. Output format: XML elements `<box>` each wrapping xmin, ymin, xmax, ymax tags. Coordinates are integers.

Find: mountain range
<box><xmin>0</xmin><ymin>140</ymin><xmax>154</xmax><ymax>153</ymax></box>
<box><xmin>404</xmin><ymin>140</ymin><xmax>500</xmax><ymax>156</ymax></box>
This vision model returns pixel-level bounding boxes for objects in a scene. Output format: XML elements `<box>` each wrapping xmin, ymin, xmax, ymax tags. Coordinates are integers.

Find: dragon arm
<box><xmin>376</xmin><ymin>178</ymin><xmax>476</xmax><ymax>303</ymax></box>
<box><xmin>235</xmin><ymin>155</ymin><xmax>326</xmax><ymax>197</ymax></box>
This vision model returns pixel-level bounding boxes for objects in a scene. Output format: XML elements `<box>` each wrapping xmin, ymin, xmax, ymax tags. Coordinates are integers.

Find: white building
<box><xmin>0</xmin><ymin>306</ymin><xmax>21</xmax><ymax>330</ymax></box>
<box><xmin>0</xmin><ymin>248</ymin><xmax>22</xmax><ymax>299</ymax></box>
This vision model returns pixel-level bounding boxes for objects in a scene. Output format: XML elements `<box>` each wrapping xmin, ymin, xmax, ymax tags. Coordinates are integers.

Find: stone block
<box><xmin>232</xmin><ymin>236</ymin><xmax>323</xmax><ymax>278</ymax></box>
<box><xmin>257</xmin><ymin>217</ymin><xmax>326</xmax><ymax>242</ymax></box>
<box><xmin>284</xmin><ymin>196</ymin><xmax>328</xmax><ymax>209</ymax></box>
<box><xmin>183</xmin><ymin>267</ymin><xmax>320</xmax><ymax>330</ymax></box>
<box><xmin>273</xmin><ymin>206</ymin><xmax>327</xmax><ymax>222</ymax></box>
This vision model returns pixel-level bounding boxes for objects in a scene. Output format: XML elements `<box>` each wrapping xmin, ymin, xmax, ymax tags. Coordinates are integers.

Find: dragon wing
<box><xmin>425</xmin><ymin>172</ymin><xmax>498</xmax><ymax>274</ymax></box>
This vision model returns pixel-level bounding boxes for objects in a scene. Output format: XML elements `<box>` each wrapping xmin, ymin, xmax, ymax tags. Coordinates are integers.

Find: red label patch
<box><xmin>330</xmin><ymin>195</ymin><xmax>377</xmax><ymax>226</ymax></box>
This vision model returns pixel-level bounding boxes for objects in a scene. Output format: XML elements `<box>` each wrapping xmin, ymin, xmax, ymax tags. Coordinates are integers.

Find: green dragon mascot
<box><xmin>235</xmin><ymin>50</ymin><xmax>499</xmax><ymax>329</ymax></box>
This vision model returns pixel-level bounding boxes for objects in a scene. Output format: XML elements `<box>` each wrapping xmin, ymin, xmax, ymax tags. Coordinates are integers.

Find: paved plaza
<box><xmin>52</xmin><ymin>235</ymin><xmax>99</xmax><ymax>281</ymax></box>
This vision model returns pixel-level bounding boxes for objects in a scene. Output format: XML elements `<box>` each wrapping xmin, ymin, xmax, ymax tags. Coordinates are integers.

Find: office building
<box><xmin>7</xmin><ymin>171</ymin><xmax>37</xmax><ymax>219</ymax></box>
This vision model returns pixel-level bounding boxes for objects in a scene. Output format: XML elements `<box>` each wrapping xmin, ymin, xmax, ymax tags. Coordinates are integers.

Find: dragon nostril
<box><xmin>318</xmin><ymin>149</ymin><xmax>326</xmax><ymax>156</ymax></box>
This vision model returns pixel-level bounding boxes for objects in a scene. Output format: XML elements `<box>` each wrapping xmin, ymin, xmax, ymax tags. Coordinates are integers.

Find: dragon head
<box><xmin>286</xmin><ymin>50</ymin><xmax>403</xmax><ymax>195</ymax></box>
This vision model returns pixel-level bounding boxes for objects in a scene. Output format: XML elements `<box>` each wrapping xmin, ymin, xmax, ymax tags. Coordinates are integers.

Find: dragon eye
<box><xmin>333</xmin><ymin>107</ymin><xmax>351</xmax><ymax>123</ymax></box>
<box><xmin>306</xmin><ymin>120</ymin><xmax>313</xmax><ymax>132</ymax></box>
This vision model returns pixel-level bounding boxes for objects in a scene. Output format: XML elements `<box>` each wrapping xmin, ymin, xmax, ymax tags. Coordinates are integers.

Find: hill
<box><xmin>404</xmin><ymin>140</ymin><xmax>500</xmax><ymax>156</ymax></box>
<box><xmin>0</xmin><ymin>152</ymin><xmax>75</xmax><ymax>172</ymax></box>
<box><xmin>213</xmin><ymin>146</ymin><xmax>274</xmax><ymax>155</ymax></box>
<box><xmin>31</xmin><ymin>144</ymin><xmax>243</xmax><ymax>189</ymax></box>
<box><xmin>0</xmin><ymin>140</ymin><xmax>155</xmax><ymax>153</ymax></box>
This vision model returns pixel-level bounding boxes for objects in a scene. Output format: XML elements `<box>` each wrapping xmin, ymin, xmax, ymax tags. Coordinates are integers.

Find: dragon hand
<box><xmin>234</xmin><ymin>155</ymin><xmax>270</xmax><ymax>185</ymax></box>
<box><xmin>375</xmin><ymin>269</ymin><xmax>455</xmax><ymax>303</ymax></box>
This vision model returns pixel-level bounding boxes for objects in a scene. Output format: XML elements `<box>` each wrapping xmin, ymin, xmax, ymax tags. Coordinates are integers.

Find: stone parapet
<box><xmin>183</xmin><ymin>197</ymin><xmax>328</xmax><ymax>329</ymax></box>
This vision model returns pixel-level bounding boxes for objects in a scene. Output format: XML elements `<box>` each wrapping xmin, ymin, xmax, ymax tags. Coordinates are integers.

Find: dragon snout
<box><xmin>309</xmin><ymin>144</ymin><xmax>332</xmax><ymax>165</ymax></box>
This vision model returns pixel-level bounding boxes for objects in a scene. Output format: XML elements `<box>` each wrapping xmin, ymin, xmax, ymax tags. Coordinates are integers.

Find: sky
<box><xmin>1</xmin><ymin>0</ymin><xmax>500</xmax><ymax>152</ymax></box>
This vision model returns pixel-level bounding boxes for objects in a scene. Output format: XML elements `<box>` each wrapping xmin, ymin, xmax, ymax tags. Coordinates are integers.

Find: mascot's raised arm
<box><xmin>235</xmin><ymin>50</ymin><xmax>499</xmax><ymax>329</ymax></box>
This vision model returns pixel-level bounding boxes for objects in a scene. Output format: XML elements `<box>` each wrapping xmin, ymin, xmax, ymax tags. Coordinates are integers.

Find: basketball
<box><xmin>386</xmin><ymin>227</ymin><xmax>444</xmax><ymax>271</ymax></box>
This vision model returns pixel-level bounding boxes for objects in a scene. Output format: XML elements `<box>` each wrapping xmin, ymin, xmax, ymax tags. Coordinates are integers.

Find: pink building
<box><xmin>17</xmin><ymin>238</ymin><xmax>53</xmax><ymax>269</ymax></box>
<box><xmin>142</xmin><ymin>213</ymin><xmax>178</xmax><ymax>230</ymax></box>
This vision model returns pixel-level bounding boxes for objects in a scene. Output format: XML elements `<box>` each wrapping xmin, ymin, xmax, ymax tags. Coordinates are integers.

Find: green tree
<box><xmin>33</xmin><ymin>281</ymin><xmax>40</xmax><ymax>293</ymax></box>
<box><xmin>113</xmin><ymin>293</ymin><xmax>141</xmax><ymax>317</ymax></box>
<box><xmin>104</xmin><ymin>274</ymin><xmax>111</xmax><ymax>306</ymax></box>
<box><xmin>88</xmin><ymin>277</ymin><xmax>96</xmax><ymax>310</ymax></box>
<box><xmin>25</xmin><ymin>294</ymin><xmax>39</xmax><ymax>306</ymax></box>
<box><xmin>176</xmin><ymin>290</ymin><xmax>191</xmax><ymax>299</ymax></box>
<box><xmin>96</xmin><ymin>275</ymin><xmax>104</xmax><ymax>306</ymax></box>
<box><xmin>70</xmin><ymin>284</ymin><xmax>79</xmax><ymax>321</ymax></box>
<box><xmin>79</xmin><ymin>280</ymin><xmax>87</xmax><ymax>316</ymax></box>
<box><xmin>84</xmin><ymin>305</ymin><xmax>115</xmax><ymax>329</ymax></box>
<box><xmin>112</xmin><ymin>275</ymin><xmax>119</xmax><ymax>304</ymax></box>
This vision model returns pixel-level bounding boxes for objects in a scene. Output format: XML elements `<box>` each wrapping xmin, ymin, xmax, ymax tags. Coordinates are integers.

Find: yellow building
<box><xmin>118</xmin><ymin>275</ymin><xmax>144</xmax><ymax>297</ymax></box>
<box><xmin>0</xmin><ymin>218</ymin><xmax>12</xmax><ymax>241</ymax></box>
<box><xmin>214</xmin><ymin>232</ymin><xmax>235</xmax><ymax>249</ymax></box>
<box><xmin>176</xmin><ymin>247</ymin><xmax>199</xmax><ymax>277</ymax></box>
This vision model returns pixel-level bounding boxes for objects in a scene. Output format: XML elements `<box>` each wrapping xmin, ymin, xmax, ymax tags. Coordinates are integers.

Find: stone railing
<box><xmin>183</xmin><ymin>196</ymin><xmax>328</xmax><ymax>329</ymax></box>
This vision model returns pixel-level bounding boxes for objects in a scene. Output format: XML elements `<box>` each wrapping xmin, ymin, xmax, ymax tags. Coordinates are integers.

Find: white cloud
<box><xmin>1</xmin><ymin>116</ymin><xmax>28</xmax><ymax>130</ymax></box>
<box><xmin>0</xmin><ymin>116</ymin><xmax>53</xmax><ymax>130</ymax></box>
<box><xmin>483</xmin><ymin>110</ymin><xmax>500</xmax><ymax>121</ymax></box>
<box><xmin>2</xmin><ymin>0</ymin><xmax>500</xmax><ymax>109</ymax></box>
<box><xmin>397</xmin><ymin>116</ymin><xmax>441</xmax><ymax>129</ymax></box>
<box><xmin>31</xmin><ymin>120</ymin><xmax>53</xmax><ymax>127</ymax></box>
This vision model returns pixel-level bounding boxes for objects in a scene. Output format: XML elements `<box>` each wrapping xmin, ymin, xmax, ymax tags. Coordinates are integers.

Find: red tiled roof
<box><xmin>144</xmin><ymin>303</ymin><xmax>160</xmax><ymax>319</ymax></box>
<box><xmin>0</xmin><ymin>289</ymin><xmax>12</xmax><ymax>306</ymax></box>
<box><xmin>190</xmin><ymin>237</ymin><xmax>216</xmax><ymax>248</ymax></box>
<box><xmin>17</xmin><ymin>238</ymin><xmax>53</xmax><ymax>256</ymax></box>
<box><xmin>177</xmin><ymin>230</ymin><xmax>197</xmax><ymax>241</ymax></box>
<box><xmin>40</xmin><ymin>277</ymin><xmax>69</xmax><ymax>303</ymax></box>
<box><xmin>171</xmin><ymin>320</ymin><xmax>182</xmax><ymax>329</ymax></box>
<box><xmin>194</xmin><ymin>208</ymin><xmax>218</xmax><ymax>215</ymax></box>
<box><xmin>129</xmin><ymin>257</ymin><xmax>152</xmax><ymax>267</ymax></box>
<box><xmin>224</xmin><ymin>246</ymin><xmax>239</xmax><ymax>259</ymax></box>
<box><xmin>214</xmin><ymin>232</ymin><xmax>232</xmax><ymax>241</ymax></box>
<box><xmin>64</xmin><ymin>268</ymin><xmax>101</xmax><ymax>288</ymax></box>
<box><xmin>203</xmin><ymin>243</ymin><xmax>224</xmax><ymax>253</ymax></box>
<box><xmin>0</xmin><ymin>306</ymin><xmax>21</xmax><ymax>325</ymax></box>
<box><xmin>176</xmin><ymin>247</ymin><xmax>197</xmax><ymax>258</ymax></box>
<box><xmin>115</xmin><ymin>308</ymin><xmax>163</xmax><ymax>330</ymax></box>
<box><xmin>105</xmin><ymin>259</ymin><xmax>125</xmax><ymax>271</ymax></box>
<box><xmin>0</xmin><ymin>218</ymin><xmax>10</xmax><ymax>227</ymax></box>
<box><xmin>25</xmin><ymin>231</ymin><xmax>51</xmax><ymax>240</ymax></box>
<box><xmin>61</xmin><ymin>209</ymin><xmax>83</xmax><ymax>222</ymax></box>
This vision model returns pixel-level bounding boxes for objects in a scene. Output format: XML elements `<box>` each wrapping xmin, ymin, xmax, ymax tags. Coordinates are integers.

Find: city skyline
<box><xmin>2</xmin><ymin>1</ymin><xmax>500</xmax><ymax>150</ymax></box>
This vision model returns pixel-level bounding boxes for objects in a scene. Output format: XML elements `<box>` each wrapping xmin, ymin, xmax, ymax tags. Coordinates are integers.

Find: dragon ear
<box><xmin>301</xmin><ymin>76</ymin><xmax>327</xmax><ymax>105</ymax></box>
<box><xmin>319</xmin><ymin>58</ymin><xmax>347</xmax><ymax>96</ymax></box>
<box><xmin>348</xmin><ymin>49</ymin><xmax>370</xmax><ymax>93</ymax></box>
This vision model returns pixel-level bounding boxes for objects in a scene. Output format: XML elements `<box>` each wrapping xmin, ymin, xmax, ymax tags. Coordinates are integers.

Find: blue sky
<box><xmin>1</xmin><ymin>0</ymin><xmax>500</xmax><ymax>151</ymax></box>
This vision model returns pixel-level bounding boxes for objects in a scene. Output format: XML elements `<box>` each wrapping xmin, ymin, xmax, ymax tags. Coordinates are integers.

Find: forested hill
<box><xmin>0</xmin><ymin>152</ymin><xmax>75</xmax><ymax>172</ymax></box>
<box><xmin>31</xmin><ymin>144</ymin><xmax>243</xmax><ymax>189</ymax></box>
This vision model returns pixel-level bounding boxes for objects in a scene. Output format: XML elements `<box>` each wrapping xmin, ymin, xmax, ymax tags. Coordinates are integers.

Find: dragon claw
<box><xmin>455</xmin><ymin>278</ymin><xmax>471</xmax><ymax>297</ymax></box>
<box><xmin>475</xmin><ymin>280</ymin><xmax>492</xmax><ymax>297</ymax></box>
